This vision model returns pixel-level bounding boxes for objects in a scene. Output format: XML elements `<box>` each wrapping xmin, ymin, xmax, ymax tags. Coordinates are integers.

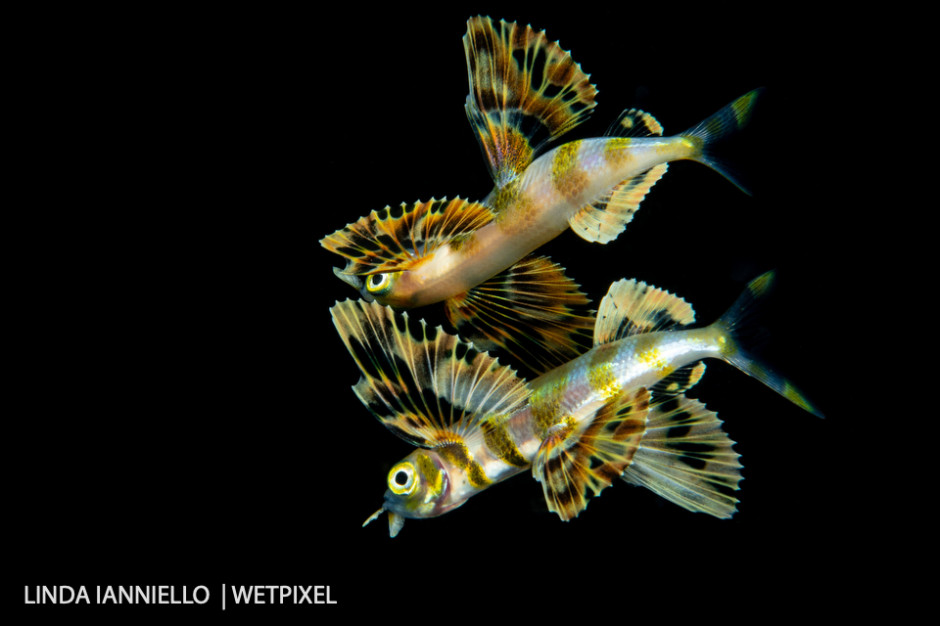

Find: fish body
<box><xmin>425</xmin><ymin>325</ymin><xmax>721</xmax><ymax>514</ymax></box>
<box><xmin>322</xmin><ymin>16</ymin><xmax>762</xmax><ymax>374</ymax></box>
<box><xmin>332</xmin><ymin>272</ymin><xmax>821</xmax><ymax>537</ymax></box>
<box><xmin>404</xmin><ymin>136</ymin><xmax>696</xmax><ymax>307</ymax></box>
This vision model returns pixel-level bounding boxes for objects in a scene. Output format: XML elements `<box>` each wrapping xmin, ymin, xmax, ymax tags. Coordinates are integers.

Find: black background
<box><xmin>11</xmin><ymin>3</ymin><xmax>874</xmax><ymax>620</ymax></box>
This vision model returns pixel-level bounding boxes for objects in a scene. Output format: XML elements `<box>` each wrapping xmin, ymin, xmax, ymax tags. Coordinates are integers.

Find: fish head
<box><xmin>331</xmin><ymin>267</ymin><xmax>422</xmax><ymax>308</ymax></box>
<box><xmin>364</xmin><ymin>269</ymin><xmax>433</xmax><ymax>308</ymax></box>
<box><xmin>362</xmin><ymin>449</ymin><xmax>453</xmax><ymax>538</ymax></box>
<box><xmin>321</xmin><ymin>199</ymin><xmax>495</xmax><ymax>309</ymax></box>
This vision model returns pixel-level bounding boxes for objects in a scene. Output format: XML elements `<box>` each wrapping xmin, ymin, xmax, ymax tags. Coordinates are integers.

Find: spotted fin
<box><xmin>463</xmin><ymin>16</ymin><xmax>597</xmax><ymax>187</ymax></box>
<box><xmin>330</xmin><ymin>299</ymin><xmax>529</xmax><ymax>447</ymax></box>
<box><xmin>320</xmin><ymin>198</ymin><xmax>494</xmax><ymax>277</ymax></box>
<box><xmin>622</xmin><ymin>395</ymin><xmax>742</xmax><ymax>518</ymax></box>
<box><xmin>444</xmin><ymin>255</ymin><xmax>594</xmax><ymax>375</ymax></box>
<box><xmin>533</xmin><ymin>387</ymin><xmax>650</xmax><ymax>521</ymax></box>
<box><xmin>651</xmin><ymin>362</ymin><xmax>707</xmax><ymax>400</ymax></box>
<box><xmin>604</xmin><ymin>108</ymin><xmax>665</xmax><ymax>138</ymax></box>
<box><xmin>593</xmin><ymin>278</ymin><xmax>696</xmax><ymax>346</ymax></box>
<box><xmin>568</xmin><ymin>163</ymin><xmax>668</xmax><ymax>244</ymax></box>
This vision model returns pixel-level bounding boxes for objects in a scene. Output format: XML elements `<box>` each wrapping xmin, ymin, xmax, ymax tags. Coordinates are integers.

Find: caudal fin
<box><xmin>679</xmin><ymin>88</ymin><xmax>764</xmax><ymax>195</ymax></box>
<box><xmin>711</xmin><ymin>271</ymin><xmax>824</xmax><ymax>418</ymax></box>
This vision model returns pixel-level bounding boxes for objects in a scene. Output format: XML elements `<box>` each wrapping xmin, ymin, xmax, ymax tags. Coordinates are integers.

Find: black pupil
<box><xmin>394</xmin><ymin>470</ymin><xmax>408</xmax><ymax>486</ymax></box>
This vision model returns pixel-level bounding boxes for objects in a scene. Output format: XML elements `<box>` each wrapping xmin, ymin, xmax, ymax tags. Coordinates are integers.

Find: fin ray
<box><xmin>650</xmin><ymin>362</ymin><xmax>707</xmax><ymax>400</ymax></box>
<box><xmin>568</xmin><ymin>164</ymin><xmax>668</xmax><ymax>244</ymax></box>
<box><xmin>464</xmin><ymin>16</ymin><xmax>597</xmax><ymax>186</ymax></box>
<box><xmin>533</xmin><ymin>388</ymin><xmax>650</xmax><ymax>521</ymax></box>
<box><xmin>330</xmin><ymin>299</ymin><xmax>529</xmax><ymax>446</ymax></box>
<box><xmin>623</xmin><ymin>395</ymin><xmax>742</xmax><ymax>518</ymax></box>
<box><xmin>321</xmin><ymin>198</ymin><xmax>494</xmax><ymax>277</ymax></box>
<box><xmin>594</xmin><ymin>277</ymin><xmax>696</xmax><ymax>345</ymax></box>
<box><xmin>605</xmin><ymin>108</ymin><xmax>664</xmax><ymax>138</ymax></box>
<box><xmin>444</xmin><ymin>255</ymin><xmax>594</xmax><ymax>375</ymax></box>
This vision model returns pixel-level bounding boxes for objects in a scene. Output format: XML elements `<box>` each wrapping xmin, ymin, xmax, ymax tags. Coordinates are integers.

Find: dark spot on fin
<box><xmin>594</xmin><ymin>278</ymin><xmax>696</xmax><ymax>345</ymax></box>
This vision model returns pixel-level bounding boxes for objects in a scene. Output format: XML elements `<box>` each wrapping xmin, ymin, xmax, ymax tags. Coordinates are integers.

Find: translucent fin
<box><xmin>363</xmin><ymin>507</ymin><xmax>384</xmax><ymax>528</ymax></box>
<box><xmin>330</xmin><ymin>299</ymin><xmax>529</xmax><ymax>447</ymax></box>
<box><xmin>568</xmin><ymin>163</ymin><xmax>668</xmax><ymax>244</ymax></box>
<box><xmin>711</xmin><ymin>271</ymin><xmax>824</xmax><ymax>418</ymax></box>
<box><xmin>444</xmin><ymin>255</ymin><xmax>594</xmax><ymax>375</ymax></box>
<box><xmin>387</xmin><ymin>512</ymin><xmax>405</xmax><ymax>538</ymax></box>
<box><xmin>651</xmin><ymin>362</ymin><xmax>707</xmax><ymax>400</ymax></box>
<box><xmin>678</xmin><ymin>88</ymin><xmax>764</xmax><ymax>195</ymax></box>
<box><xmin>593</xmin><ymin>277</ymin><xmax>696</xmax><ymax>346</ymax></box>
<box><xmin>533</xmin><ymin>388</ymin><xmax>650</xmax><ymax>521</ymax></box>
<box><xmin>605</xmin><ymin>108</ymin><xmax>664</xmax><ymax>138</ymax></box>
<box><xmin>463</xmin><ymin>16</ymin><xmax>597</xmax><ymax>186</ymax></box>
<box><xmin>622</xmin><ymin>395</ymin><xmax>742</xmax><ymax>518</ymax></box>
<box><xmin>320</xmin><ymin>198</ymin><xmax>494</xmax><ymax>277</ymax></box>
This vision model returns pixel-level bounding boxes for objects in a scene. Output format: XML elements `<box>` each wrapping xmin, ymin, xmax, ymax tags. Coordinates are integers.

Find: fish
<box><xmin>322</xmin><ymin>16</ymin><xmax>764</xmax><ymax>374</ymax></box>
<box><xmin>330</xmin><ymin>271</ymin><xmax>821</xmax><ymax>537</ymax></box>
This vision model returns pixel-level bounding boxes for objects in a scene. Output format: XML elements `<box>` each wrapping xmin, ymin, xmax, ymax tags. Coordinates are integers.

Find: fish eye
<box><xmin>388</xmin><ymin>462</ymin><xmax>417</xmax><ymax>495</ymax></box>
<box><xmin>366</xmin><ymin>273</ymin><xmax>391</xmax><ymax>293</ymax></box>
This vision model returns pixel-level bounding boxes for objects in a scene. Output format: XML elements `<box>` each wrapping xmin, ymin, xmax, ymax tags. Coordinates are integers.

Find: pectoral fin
<box><xmin>330</xmin><ymin>299</ymin><xmax>528</xmax><ymax>446</ymax></box>
<box><xmin>463</xmin><ymin>16</ymin><xmax>597</xmax><ymax>186</ymax></box>
<box><xmin>444</xmin><ymin>255</ymin><xmax>594</xmax><ymax>375</ymax></box>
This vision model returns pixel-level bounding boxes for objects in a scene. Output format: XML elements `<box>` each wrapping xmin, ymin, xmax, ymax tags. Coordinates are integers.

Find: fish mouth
<box><xmin>332</xmin><ymin>268</ymin><xmax>373</xmax><ymax>302</ymax></box>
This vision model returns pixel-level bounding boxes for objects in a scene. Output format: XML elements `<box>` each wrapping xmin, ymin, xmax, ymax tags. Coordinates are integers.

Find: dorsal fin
<box><xmin>330</xmin><ymin>299</ymin><xmax>528</xmax><ymax>447</ymax></box>
<box><xmin>444</xmin><ymin>255</ymin><xmax>595</xmax><ymax>375</ymax></box>
<box><xmin>568</xmin><ymin>163</ymin><xmax>668</xmax><ymax>244</ymax></box>
<box><xmin>320</xmin><ymin>198</ymin><xmax>494</xmax><ymax>276</ymax></box>
<box><xmin>622</xmin><ymin>395</ymin><xmax>742</xmax><ymax>518</ymax></box>
<box><xmin>605</xmin><ymin>108</ymin><xmax>665</xmax><ymax>138</ymax></box>
<box><xmin>463</xmin><ymin>16</ymin><xmax>597</xmax><ymax>186</ymax></box>
<box><xmin>593</xmin><ymin>278</ymin><xmax>696</xmax><ymax>345</ymax></box>
<box><xmin>532</xmin><ymin>387</ymin><xmax>650</xmax><ymax>521</ymax></box>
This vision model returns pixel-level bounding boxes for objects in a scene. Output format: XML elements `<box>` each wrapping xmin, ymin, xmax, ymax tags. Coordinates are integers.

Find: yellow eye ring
<box><xmin>388</xmin><ymin>462</ymin><xmax>417</xmax><ymax>495</ymax></box>
<box><xmin>366</xmin><ymin>273</ymin><xmax>390</xmax><ymax>293</ymax></box>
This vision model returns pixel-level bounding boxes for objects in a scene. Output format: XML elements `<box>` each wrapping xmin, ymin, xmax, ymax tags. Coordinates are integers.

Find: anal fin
<box><xmin>569</xmin><ymin>163</ymin><xmax>668</xmax><ymax>244</ymax></box>
<box><xmin>532</xmin><ymin>388</ymin><xmax>650</xmax><ymax>521</ymax></box>
<box><xmin>651</xmin><ymin>362</ymin><xmax>707</xmax><ymax>400</ymax></box>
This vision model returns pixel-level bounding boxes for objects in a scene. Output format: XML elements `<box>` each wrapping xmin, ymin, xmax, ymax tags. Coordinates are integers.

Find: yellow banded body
<box><xmin>429</xmin><ymin>323</ymin><xmax>723</xmax><ymax>510</ymax></box>
<box><xmin>399</xmin><ymin>136</ymin><xmax>697</xmax><ymax>308</ymax></box>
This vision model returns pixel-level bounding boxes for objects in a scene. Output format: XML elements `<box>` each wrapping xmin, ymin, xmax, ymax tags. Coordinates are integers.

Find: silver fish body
<box><xmin>332</xmin><ymin>272</ymin><xmax>821</xmax><ymax>536</ymax></box>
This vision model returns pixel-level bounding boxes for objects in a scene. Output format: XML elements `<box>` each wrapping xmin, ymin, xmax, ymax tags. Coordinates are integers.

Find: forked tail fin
<box><xmin>679</xmin><ymin>88</ymin><xmax>764</xmax><ymax>195</ymax></box>
<box><xmin>711</xmin><ymin>271</ymin><xmax>824</xmax><ymax>418</ymax></box>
